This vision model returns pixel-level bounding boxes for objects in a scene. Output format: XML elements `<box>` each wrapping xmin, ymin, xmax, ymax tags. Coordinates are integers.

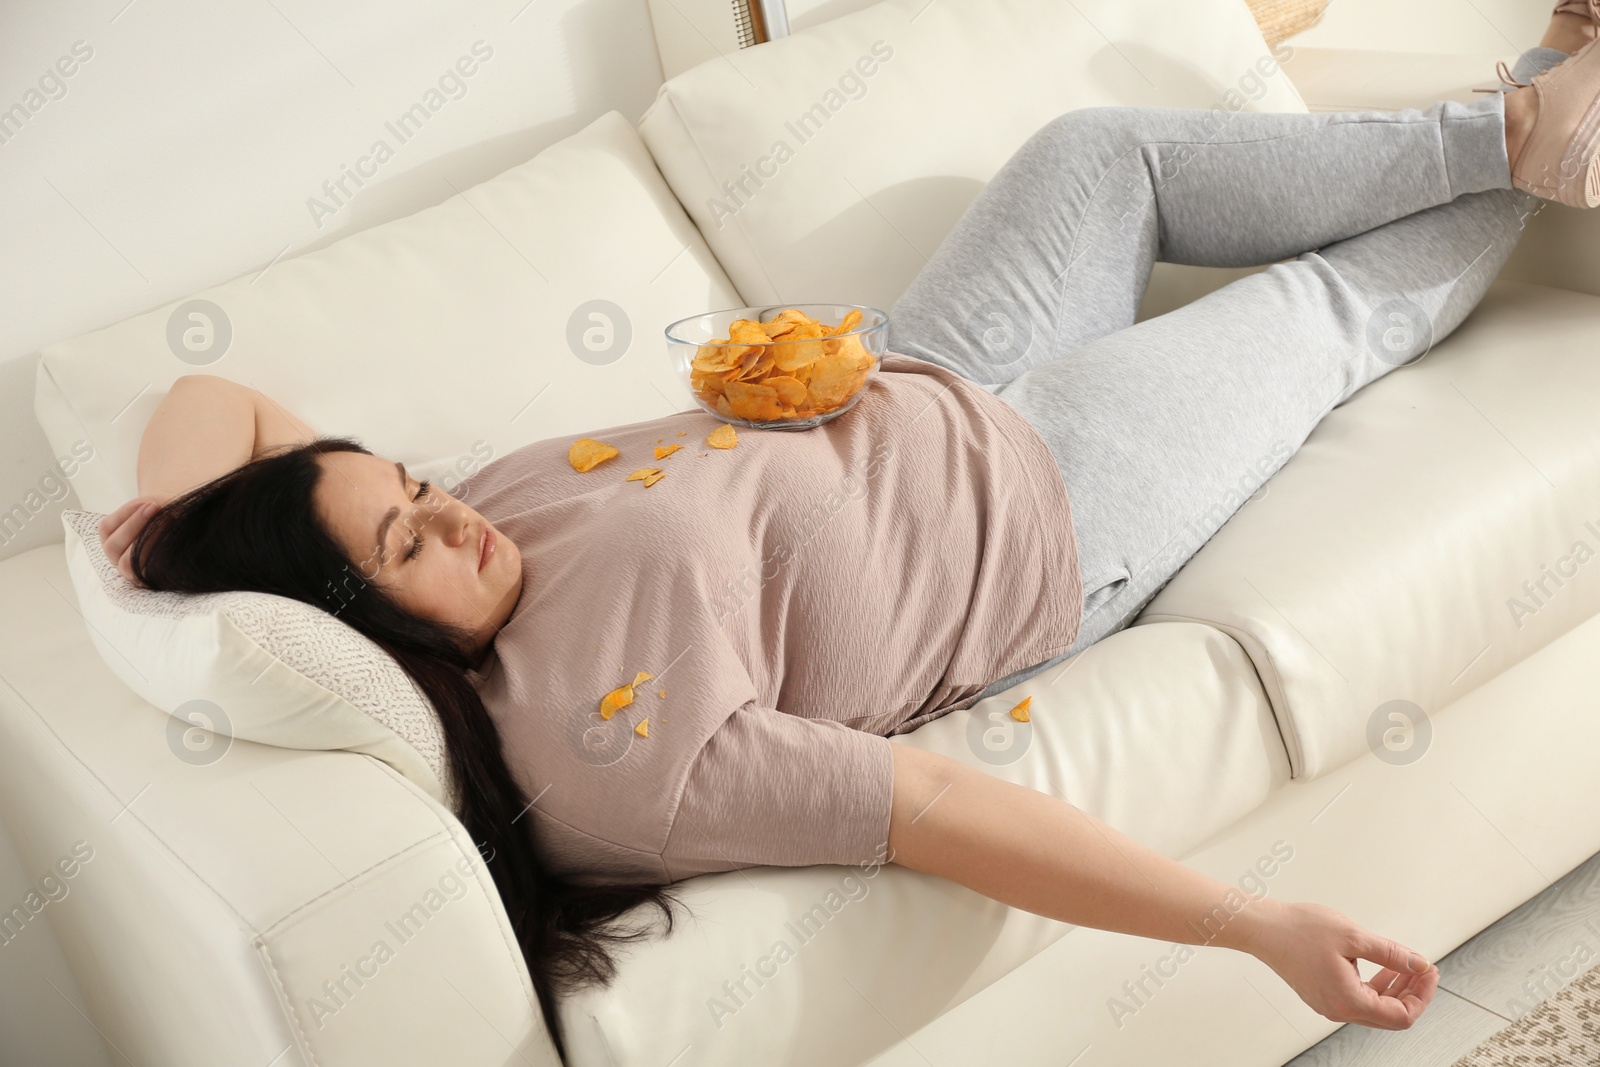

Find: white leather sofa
<box><xmin>5</xmin><ymin>1</ymin><xmax>1600</xmax><ymax>1065</ymax></box>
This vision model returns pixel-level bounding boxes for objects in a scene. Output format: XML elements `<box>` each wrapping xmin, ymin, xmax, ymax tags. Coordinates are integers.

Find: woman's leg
<box><xmin>973</xmin><ymin>177</ymin><xmax>1540</xmax><ymax>700</ymax></box>
<box><xmin>889</xmin><ymin>95</ymin><xmax>1513</xmax><ymax>389</ymax></box>
<box><xmin>1004</xmin><ymin>177</ymin><xmax>1540</xmax><ymax>669</ymax></box>
<box><xmin>964</xmin><ymin>55</ymin><xmax>1575</xmax><ymax>702</ymax></box>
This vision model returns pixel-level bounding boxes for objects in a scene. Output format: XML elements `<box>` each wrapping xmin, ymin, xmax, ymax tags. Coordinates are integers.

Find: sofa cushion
<box><xmin>558</xmin><ymin>619</ymin><xmax>1288</xmax><ymax>1065</ymax></box>
<box><xmin>638</xmin><ymin>0</ymin><xmax>1307</xmax><ymax>312</ymax></box>
<box><xmin>59</xmin><ymin>508</ymin><xmax>456</xmax><ymax>808</ymax></box>
<box><xmin>33</xmin><ymin>109</ymin><xmax>743</xmax><ymax>515</ymax></box>
<box><xmin>1138</xmin><ymin>280</ymin><xmax>1600</xmax><ymax>780</ymax></box>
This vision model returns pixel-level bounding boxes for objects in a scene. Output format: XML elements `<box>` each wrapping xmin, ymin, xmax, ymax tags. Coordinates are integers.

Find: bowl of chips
<box><xmin>666</xmin><ymin>303</ymin><xmax>887</xmax><ymax>429</ymax></box>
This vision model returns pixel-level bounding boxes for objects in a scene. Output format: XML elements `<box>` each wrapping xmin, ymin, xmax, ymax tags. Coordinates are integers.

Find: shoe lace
<box><xmin>1497</xmin><ymin>58</ymin><xmax>1528</xmax><ymax>89</ymax></box>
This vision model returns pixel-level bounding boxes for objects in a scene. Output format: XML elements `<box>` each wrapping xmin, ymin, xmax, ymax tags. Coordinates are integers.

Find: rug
<box><xmin>1451</xmin><ymin>965</ymin><xmax>1600</xmax><ymax>1065</ymax></box>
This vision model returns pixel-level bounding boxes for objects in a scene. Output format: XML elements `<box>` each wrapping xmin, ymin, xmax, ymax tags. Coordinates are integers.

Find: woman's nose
<box><xmin>437</xmin><ymin>497</ymin><xmax>473</xmax><ymax>548</ymax></box>
<box><xmin>413</xmin><ymin>495</ymin><xmax>471</xmax><ymax>547</ymax></box>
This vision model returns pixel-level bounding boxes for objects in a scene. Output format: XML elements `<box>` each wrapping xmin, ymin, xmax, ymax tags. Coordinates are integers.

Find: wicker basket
<box><xmin>1244</xmin><ymin>0</ymin><xmax>1330</xmax><ymax>44</ymax></box>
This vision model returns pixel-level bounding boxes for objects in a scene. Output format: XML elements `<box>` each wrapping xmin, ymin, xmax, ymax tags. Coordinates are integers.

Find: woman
<box><xmin>98</xmin><ymin>6</ymin><xmax>1600</xmax><ymax>1057</ymax></box>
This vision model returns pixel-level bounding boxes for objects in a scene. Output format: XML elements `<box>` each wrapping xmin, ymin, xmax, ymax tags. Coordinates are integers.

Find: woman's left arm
<box><xmin>885</xmin><ymin>744</ymin><xmax>1438</xmax><ymax>1029</ymax></box>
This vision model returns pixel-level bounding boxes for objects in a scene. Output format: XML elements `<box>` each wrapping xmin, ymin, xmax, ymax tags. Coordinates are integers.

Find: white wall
<box><xmin>0</xmin><ymin>0</ymin><xmax>666</xmax><ymax>563</ymax></box>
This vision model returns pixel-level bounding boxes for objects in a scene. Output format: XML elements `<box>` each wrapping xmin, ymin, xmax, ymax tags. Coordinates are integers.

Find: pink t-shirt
<box><xmin>459</xmin><ymin>353</ymin><xmax>1081</xmax><ymax>885</ymax></box>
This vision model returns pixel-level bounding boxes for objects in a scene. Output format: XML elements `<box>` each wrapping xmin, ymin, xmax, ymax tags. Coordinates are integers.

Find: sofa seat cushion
<box><xmin>559</xmin><ymin>619</ymin><xmax>1287</xmax><ymax>1066</ymax></box>
<box><xmin>638</xmin><ymin>0</ymin><xmax>1306</xmax><ymax>314</ymax></box>
<box><xmin>1138</xmin><ymin>280</ymin><xmax>1600</xmax><ymax>780</ymax></box>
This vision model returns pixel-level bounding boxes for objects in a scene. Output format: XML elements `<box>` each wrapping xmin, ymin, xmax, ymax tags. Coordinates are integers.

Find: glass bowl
<box><xmin>665</xmin><ymin>303</ymin><xmax>887</xmax><ymax>430</ymax></box>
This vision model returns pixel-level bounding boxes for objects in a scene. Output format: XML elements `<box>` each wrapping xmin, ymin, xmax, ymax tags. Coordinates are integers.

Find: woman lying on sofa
<box><xmin>97</xmin><ymin>3</ymin><xmax>1600</xmax><ymax>1055</ymax></box>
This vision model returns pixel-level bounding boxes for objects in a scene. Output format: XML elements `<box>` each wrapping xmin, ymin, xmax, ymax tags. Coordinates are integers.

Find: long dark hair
<box><xmin>129</xmin><ymin>436</ymin><xmax>685</xmax><ymax>1059</ymax></box>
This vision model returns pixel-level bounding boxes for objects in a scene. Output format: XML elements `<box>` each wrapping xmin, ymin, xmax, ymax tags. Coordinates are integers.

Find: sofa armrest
<box><xmin>1280</xmin><ymin>46</ymin><xmax>1600</xmax><ymax>300</ymax></box>
<box><xmin>0</xmin><ymin>544</ymin><xmax>559</xmax><ymax>1067</ymax></box>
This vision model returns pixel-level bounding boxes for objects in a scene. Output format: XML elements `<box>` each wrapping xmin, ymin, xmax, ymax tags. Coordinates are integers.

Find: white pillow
<box><xmin>60</xmin><ymin>509</ymin><xmax>456</xmax><ymax>806</ymax></box>
<box><xmin>639</xmin><ymin>0</ymin><xmax>1308</xmax><ymax>311</ymax></box>
<box><xmin>33</xmin><ymin>109</ymin><xmax>744</xmax><ymax>514</ymax></box>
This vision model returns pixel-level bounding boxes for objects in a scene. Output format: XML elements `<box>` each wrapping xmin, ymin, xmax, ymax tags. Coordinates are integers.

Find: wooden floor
<box><xmin>1284</xmin><ymin>847</ymin><xmax>1600</xmax><ymax>1066</ymax></box>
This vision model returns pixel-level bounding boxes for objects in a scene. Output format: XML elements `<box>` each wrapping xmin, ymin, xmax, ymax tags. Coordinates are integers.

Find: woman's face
<box><xmin>312</xmin><ymin>450</ymin><xmax>523</xmax><ymax>661</ymax></box>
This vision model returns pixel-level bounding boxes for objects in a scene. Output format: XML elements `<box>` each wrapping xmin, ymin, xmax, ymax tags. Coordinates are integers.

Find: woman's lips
<box><xmin>478</xmin><ymin>526</ymin><xmax>496</xmax><ymax>572</ymax></box>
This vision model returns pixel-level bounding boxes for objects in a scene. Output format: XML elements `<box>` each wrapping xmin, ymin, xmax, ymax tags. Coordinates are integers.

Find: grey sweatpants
<box><xmin>888</xmin><ymin>54</ymin><xmax>1567</xmax><ymax>699</ymax></box>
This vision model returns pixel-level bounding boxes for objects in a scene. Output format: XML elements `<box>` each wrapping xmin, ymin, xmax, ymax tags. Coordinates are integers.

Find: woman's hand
<box><xmin>98</xmin><ymin>495</ymin><xmax>172</xmax><ymax>587</ymax></box>
<box><xmin>1243</xmin><ymin>898</ymin><xmax>1438</xmax><ymax>1029</ymax></box>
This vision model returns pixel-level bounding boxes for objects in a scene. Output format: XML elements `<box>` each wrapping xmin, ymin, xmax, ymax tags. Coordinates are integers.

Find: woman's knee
<box><xmin>1031</xmin><ymin>106</ymin><xmax>1146</xmax><ymax>158</ymax></box>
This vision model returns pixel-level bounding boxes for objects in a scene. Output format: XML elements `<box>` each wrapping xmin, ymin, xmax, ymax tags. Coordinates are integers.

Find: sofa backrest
<box><xmin>32</xmin><ymin>110</ymin><xmax>742</xmax><ymax>516</ymax></box>
<box><xmin>640</xmin><ymin>0</ymin><xmax>1306</xmax><ymax>312</ymax></box>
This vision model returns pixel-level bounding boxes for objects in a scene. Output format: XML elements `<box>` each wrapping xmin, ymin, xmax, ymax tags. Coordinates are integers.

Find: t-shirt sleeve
<box><xmin>659</xmin><ymin>702</ymin><xmax>896</xmax><ymax>882</ymax></box>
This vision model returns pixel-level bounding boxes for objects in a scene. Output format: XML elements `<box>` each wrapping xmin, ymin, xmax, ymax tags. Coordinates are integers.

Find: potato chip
<box><xmin>654</xmin><ymin>443</ymin><xmax>683</xmax><ymax>459</ymax></box>
<box><xmin>599</xmin><ymin>671</ymin><xmax>656</xmax><ymax>721</ymax></box>
<box><xmin>625</xmin><ymin>467</ymin><xmax>661</xmax><ymax>482</ymax></box>
<box><xmin>729</xmin><ymin>320</ymin><xmax>770</xmax><ymax>347</ymax></box>
<box><xmin>724</xmin><ymin>380</ymin><xmax>785</xmax><ymax>422</ymax></box>
<box><xmin>635</xmin><ymin>718</ymin><xmax>649</xmax><ymax>738</ymax></box>
<box><xmin>707</xmin><ymin>423</ymin><xmax>738</xmax><ymax>449</ymax></box>
<box><xmin>642</xmin><ymin>470</ymin><xmax>665</xmax><ymax>487</ymax></box>
<box><xmin>692</xmin><ymin>370</ymin><xmax>729</xmax><ymax>400</ymax></box>
<box><xmin>692</xmin><ymin>342</ymin><xmax>747</xmax><ymax>374</ymax></box>
<box><xmin>599</xmin><ymin>682</ymin><xmax>633</xmax><ymax>720</ymax></box>
<box><xmin>1009</xmin><ymin>697</ymin><xmax>1032</xmax><ymax>723</ymax></box>
<box><xmin>833</xmin><ymin>332</ymin><xmax>875</xmax><ymax>370</ymax></box>
<box><xmin>736</xmin><ymin>350</ymin><xmax>775</xmax><ymax>382</ymax></box>
<box><xmin>569</xmin><ymin>438</ymin><xmax>619</xmax><ymax>473</ymax></box>
<box><xmin>657</xmin><ymin>689</ymin><xmax>666</xmax><ymax>698</ymax></box>
<box><xmin>773</xmin><ymin>320</ymin><xmax>826</xmax><ymax>372</ymax></box>
<box><xmin>764</xmin><ymin>375</ymin><xmax>808</xmax><ymax>406</ymax></box>
<box><xmin>820</xmin><ymin>308</ymin><xmax>864</xmax><ymax>355</ymax></box>
<box><xmin>805</xmin><ymin>353</ymin><xmax>868</xmax><ymax>408</ymax></box>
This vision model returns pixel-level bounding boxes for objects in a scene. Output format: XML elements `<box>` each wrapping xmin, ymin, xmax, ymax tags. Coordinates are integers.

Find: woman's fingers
<box><xmin>1356</xmin><ymin>932</ymin><xmax>1432</xmax><ymax>977</ymax></box>
<box><xmin>99</xmin><ymin>499</ymin><xmax>161</xmax><ymax>586</ymax></box>
<box><xmin>97</xmin><ymin>498</ymin><xmax>144</xmax><ymax>542</ymax></box>
<box><xmin>1343</xmin><ymin>933</ymin><xmax>1438</xmax><ymax>1029</ymax></box>
<box><xmin>1355</xmin><ymin>966</ymin><xmax>1436</xmax><ymax>1029</ymax></box>
<box><xmin>1365</xmin><ymin>966</ymin><xmax>1403</xmax><ymax>999</ymax></box>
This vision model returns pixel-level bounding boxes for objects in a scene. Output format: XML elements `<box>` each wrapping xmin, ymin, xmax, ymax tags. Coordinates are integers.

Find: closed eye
<box><xmin>405</xmin><ymin>480</ymin><xmax>432</xmax><ymax>561</ymax></box>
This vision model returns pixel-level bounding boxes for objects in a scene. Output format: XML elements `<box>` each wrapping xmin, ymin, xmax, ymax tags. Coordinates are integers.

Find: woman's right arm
<box><xmin>99</xmin><ymin>375</ymin><xmax>317</xmax><ymax>584</ymax></box>
<box><xmin>136</xmin><ymin>374</ymin><xmax>315</xmax><ymax>502</ymax></box>
<box><xmin>885</xmin><ymin>744</ymin><xmax>1438</xmax><ymax>1029</ymax></box>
